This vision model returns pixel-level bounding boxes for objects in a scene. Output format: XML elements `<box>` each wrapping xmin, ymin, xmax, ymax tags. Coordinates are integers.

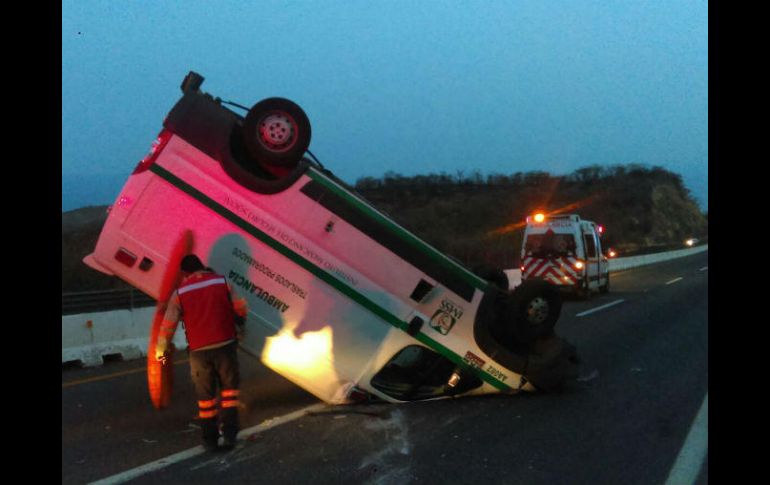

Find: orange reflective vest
<box><xmin>177</xmin><ymin>272</ymin><xmax>237</xmax><ymax>350</ymax></box>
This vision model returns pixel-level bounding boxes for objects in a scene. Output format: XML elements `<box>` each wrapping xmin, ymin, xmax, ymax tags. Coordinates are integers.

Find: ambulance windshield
<box><xmin>370</xmin><ymin>346</ymin><xmax>483</xmax><ymax>401</ymax></box>
<box><xmin>524</xmin><ymin>233</ymin><xmax>576</xmax><ymax>257</ymax></box>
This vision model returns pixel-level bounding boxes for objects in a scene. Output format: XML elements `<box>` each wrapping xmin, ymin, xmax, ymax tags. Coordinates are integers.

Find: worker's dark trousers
<box><xmin>189</xmin><ymin>341</ymin><xmax>241</xmax><ymax>446</ymax></box>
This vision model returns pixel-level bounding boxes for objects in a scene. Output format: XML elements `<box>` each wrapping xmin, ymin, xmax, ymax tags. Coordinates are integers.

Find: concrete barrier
<box><xmin>607</xmin><ymin>244</ymin><xmax>707</xmax><ymax>272</ymax></box>
<box><xmin>62</xmin><ymin>307</ymin><xmax>187</xmax><ymax>367</ymax></box>
<box><xmin>62</xmin><ymin>245</ymin><xmax>707</xmax><ymax>366</ymax></box>
<box><xmin>503</xmin><ymin>244</ymin><xmax>707</xmax><ymax>289</ymax></box>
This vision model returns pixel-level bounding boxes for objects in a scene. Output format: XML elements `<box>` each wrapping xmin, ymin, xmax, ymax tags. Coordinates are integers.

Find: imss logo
<box><xmin>429</xmin><ymin>299</ymin><xmax>464</xmax><ymax>335</ymax></box>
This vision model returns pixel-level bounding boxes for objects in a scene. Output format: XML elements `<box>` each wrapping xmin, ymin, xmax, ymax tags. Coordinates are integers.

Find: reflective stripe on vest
<box><xmin>178</xmin><ymin>272</ymin><xmax>237</xmax><ymax>351</ymax></box>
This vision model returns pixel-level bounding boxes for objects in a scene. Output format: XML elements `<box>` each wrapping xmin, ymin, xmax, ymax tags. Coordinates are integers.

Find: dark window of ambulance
<box><xmin>584</xmin><ymin>232</ymin><xmax>597</xmax><ymax>258</ymax></box>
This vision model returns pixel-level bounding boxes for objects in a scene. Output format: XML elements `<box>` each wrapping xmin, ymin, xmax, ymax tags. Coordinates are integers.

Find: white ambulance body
<box><xmin>521</xmin><ymin>214</ymin><xmax>610</xmax><ymax>296</ymax></box>
<box><xmin>84</xmin><ymin>72</ymin><xmax>579</xmax><ymax>404</ymax></box>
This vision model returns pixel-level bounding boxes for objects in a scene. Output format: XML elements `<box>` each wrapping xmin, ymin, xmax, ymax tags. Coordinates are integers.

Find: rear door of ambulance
<box><xmin>580</xmin><ymin>223</ymin><xmax>601</xmax><ymax>290</ymax></box>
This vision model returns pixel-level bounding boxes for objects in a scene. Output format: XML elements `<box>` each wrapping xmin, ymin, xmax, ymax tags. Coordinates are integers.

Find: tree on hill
<box><xmin>353</xmin><ymin>164</ymin><xmax>707</xmax><ymax>269</ymax></box>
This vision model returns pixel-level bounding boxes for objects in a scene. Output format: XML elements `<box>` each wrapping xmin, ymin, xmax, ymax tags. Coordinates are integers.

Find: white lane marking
<box><xmin>665</xmin><ymin>277</ymin><xmax>684</xmax><ymax>285</ymax></box>
<box><xmin>664</xmin><ymin>393</ymin><xmax>708</xmax><ymax>485</ymax></box>
<box><xmin>576</xmin><ymin>368</ymin><xmax>599</xmax><ymax>382</ymax></box>
<box><xmin>575</xmin><ymin>299</ymin><xmax>625</xmax><ymax>317</ymax></box>
<box><xmin>699</xmin><ymin>266</ymin><xmax>708</xmax><ymax>272</ymax></box>
<box><xmin>88</xmin><ymin>402</ymin><xmax>327</xmax><ymax>485</ymax></box>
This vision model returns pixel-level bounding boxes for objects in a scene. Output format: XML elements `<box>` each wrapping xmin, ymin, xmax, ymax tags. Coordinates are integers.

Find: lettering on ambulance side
<box><xmin>463</xmin><ymin>351</ymin><xmax>486</xmax><ymax>369</ymax></box>
<box><xmin>228</xmin><ymin>270</ymin><xmax>290</xmax><ymax>313</ymax></box>
<box><xmin>232</xmin><ymin>247</ymin><xmax>307</xmax><ymax>299</ymax></box>
<box><xmin>485</xmin><ymin>364</ymin><xmax>509</xmax><ymax>383</ymax></box>
<box><xmin>221</xmin><ymin>196</ymin><xmax>360</xmax><ymax>289</ymax></box>
<box><xmin>464</xmin><ymin>351</ymin><xmax>508</xmax><ymax>382</ymax></box>
<box><xmin>429</xmin><ymin>298</ymin><xmax>465</xmax><ymax>335</ymax></box>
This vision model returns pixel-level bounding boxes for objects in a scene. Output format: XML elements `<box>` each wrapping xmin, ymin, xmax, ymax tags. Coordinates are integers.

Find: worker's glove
<box><xmin>155</xmin><ymin>340</ymin><xmax>174</xmax><ymax>364</ymax></box>
<box><xmin>235</xmin><ymin>315</ymin><xmax>246</xmax><ymax>341</ymax></box>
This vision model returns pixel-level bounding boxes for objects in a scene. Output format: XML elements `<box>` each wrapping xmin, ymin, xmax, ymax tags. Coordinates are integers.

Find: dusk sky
<box><xmin>62</xmin><ymin>1</ymin><xmax>708</xmax><ymax>212</ymax></box>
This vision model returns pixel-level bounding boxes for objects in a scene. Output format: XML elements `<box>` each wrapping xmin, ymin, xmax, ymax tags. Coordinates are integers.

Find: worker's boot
<box><xmin>220</xmin><ymin>388</ymin><xmax>240</xmax><ymax>450</ymax></box>
<box><xmin>200</xmin><ymin>417</ymin><xmax>219</xmax><ymax>451</ymax></box>
<box><xmin>220</xmin><ymin>407</ymin><xmax>239</xmax><ymax>450</ymax></box>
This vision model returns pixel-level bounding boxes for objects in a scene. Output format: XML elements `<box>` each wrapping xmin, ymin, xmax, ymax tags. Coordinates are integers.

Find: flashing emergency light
<box><xmin>533</xmin><ymin>213</ymin><xmax>546</xmax><ymax>223</ymax></box>
<box><xmin>597</xmin><ymin>225</ymin><xmax>604</xmax><ymax>234</ymax></box>
<box><xmin>608</xmin><ymin>249</ymin><xmax>617</xmax><ymax>258</ymax></box>
<box><xmin>574</xmin><ymin>261</ymin><xmax>585</xmax><ymax>270</ymax></box>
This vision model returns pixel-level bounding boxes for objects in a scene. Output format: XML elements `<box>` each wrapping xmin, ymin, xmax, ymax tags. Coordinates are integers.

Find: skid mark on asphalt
<box><xmin>359</xmin><ymin>408</ymin><xmax>412</xmax><ymax>484</ymax></box>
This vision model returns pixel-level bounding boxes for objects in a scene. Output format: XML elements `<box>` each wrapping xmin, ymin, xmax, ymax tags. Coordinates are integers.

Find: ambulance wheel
<box><xmin>600</xmin><ymin>273</ymin><xmax>610</xmax><ymax>294</ymax></box>
<box><xmin>575</xmin><ymin>279</ymin><xmax>591</xmax><ymax>300</ymax></box>
<box><xmin>472</xmin><ymin>264</ymin><xmax>509</xmax><ymax>291</ymax></box>
<box><xmin>242</xmin><ymin>97</ymin><xmax>311</xmax><ymax>173</ymax></box>
<box><xmin>506</xmin><ymin>280</ymin><xmax>562</xmax><ymax>344</ymax></box>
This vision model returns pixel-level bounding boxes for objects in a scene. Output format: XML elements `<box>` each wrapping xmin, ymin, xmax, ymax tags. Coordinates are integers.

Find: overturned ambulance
<box><xmin>84</xmin><ymin>72</ymin><xmax>580</xmax><ymax>405</ymax></box>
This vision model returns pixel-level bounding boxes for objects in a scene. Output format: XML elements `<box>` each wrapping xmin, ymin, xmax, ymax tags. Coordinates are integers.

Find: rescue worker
<box><xmin>155</xmin><ymin>254</ymin><xmax>248</xmax><ymax>451</ymax></box>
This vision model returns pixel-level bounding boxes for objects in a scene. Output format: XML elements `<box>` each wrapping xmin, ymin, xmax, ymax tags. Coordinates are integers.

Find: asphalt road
<box><xmin>62</xmin><ymin>251</ymin><xmax>708</xmax><ymax>485</ymax></box>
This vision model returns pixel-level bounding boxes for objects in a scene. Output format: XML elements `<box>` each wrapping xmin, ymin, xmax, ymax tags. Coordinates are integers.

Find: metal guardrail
<box><xmin>61</xmin><ymin>289</ymin><xmax>156</xmax><ymax>315</ymax></box>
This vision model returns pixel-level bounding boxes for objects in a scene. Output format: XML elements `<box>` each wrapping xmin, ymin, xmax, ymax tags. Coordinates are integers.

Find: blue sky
<box><xmin>62</xmin><ymin>0</ymin><xmax>708</xmax><ymax>212</ymax></box>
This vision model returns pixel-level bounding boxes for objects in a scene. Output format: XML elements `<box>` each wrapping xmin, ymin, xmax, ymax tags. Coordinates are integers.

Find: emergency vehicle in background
<box><xmin>84</xmin><ymin>71</ymin><xmax>579</xmax><ymax>406</ymax></box>
<box><xmin>521</xmin><ymin>213</ymin><xmax>610</xmax><ymax>297</ymax></box>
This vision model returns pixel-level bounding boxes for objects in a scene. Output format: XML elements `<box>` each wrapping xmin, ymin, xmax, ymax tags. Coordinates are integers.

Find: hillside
<box><xmin>353</xmin><ymin>164</ymin><xmax>706</xmax><ymax>270</ymax></box>
<box><xmin>62</xmin><ymin>164</ymin><xmax>707</xmax><ymax>292</ymax></box>
<box><xmin>62</xmin><ymin>206</ymin><xmax>133</xmax><ymax>292</ymax></box>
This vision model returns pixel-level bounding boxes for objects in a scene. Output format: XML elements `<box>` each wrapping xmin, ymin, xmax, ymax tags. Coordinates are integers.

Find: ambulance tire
<box><xmin>600</xmin><ymin>273</ymin><xmax>610</xmax><ymax>294</ymax></box>
<box><xmin>576</xmin><ymin>279</ymin><xmax>590</xmax><ymax>300</ymax></box>
<box><xmin>242</xmin><ymin>97</ymin><xmax>311</xmax><ymax>173</ymax></box>
<box><xmin>506</xmin><ymin>280</ymin><xmax>562</xmax><ymax>344</ymax></box>
<box><xmin>472</xmin><ymin>264</ymin><xmax>510</xmax><ymax>291</ymax></box>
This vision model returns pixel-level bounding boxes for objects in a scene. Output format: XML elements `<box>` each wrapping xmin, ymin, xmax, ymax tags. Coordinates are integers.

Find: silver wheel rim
<box><xmin>258</xmin><ymin>112</ymin><xmax>297</xmax><ymax>152</ymax></box>
<box><xmin>526</xmin><ymin>296</ymin><xmax>550</xmax><ymax>325</ymax></box>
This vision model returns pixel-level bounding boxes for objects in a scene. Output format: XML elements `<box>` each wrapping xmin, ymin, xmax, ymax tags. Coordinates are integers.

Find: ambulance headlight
<box><xmin>574</xmin><ymin>261</ymin><xmax>584</xmax><ymax>270</ymax></box>
<box><xmin>533</xmin><ymin>213</ymin><xmax>545</xmax><ymax>223</ymax></box>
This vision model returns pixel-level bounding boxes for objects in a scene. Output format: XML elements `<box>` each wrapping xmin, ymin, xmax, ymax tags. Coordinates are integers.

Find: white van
<box><xmin>85</xmin><ymin>72</ymin><xmax>579</xmax><ymax>404</ymax></box>
<box><xmin>521</xmin><ymin>213</ymin><xmax>610</xmax><ymax>297</ymax></box>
